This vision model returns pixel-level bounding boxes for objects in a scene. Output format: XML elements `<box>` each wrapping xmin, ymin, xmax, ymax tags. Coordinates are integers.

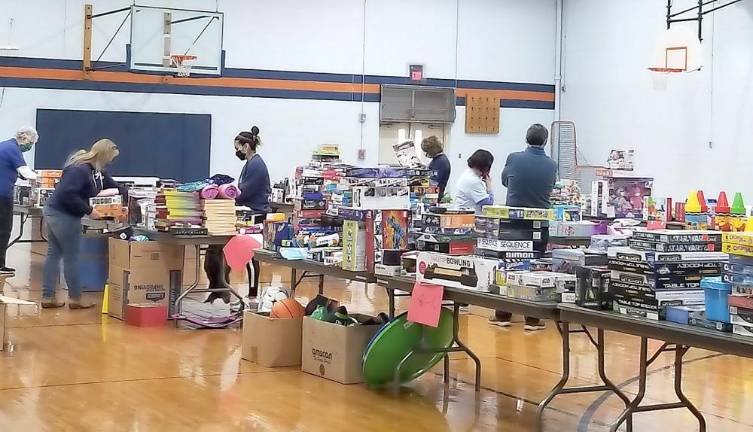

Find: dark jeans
<box><xmin>205</xmin><ymin>245</ymin><xmax>260</xmax><ymax>297</ymax></box>
<box><xmin>42</xmin><ymin>206</ymin><xmax>83</xmax><ymax>301</ymax></box>
<box><xmin>0</xmin><ymin>197</ymin><xmax>13</xmax><ymax>267</ymax></box>
<box><xmin>496</xmin><ymin>228</ymin><xmax>549</xmax><ymax>325</ymax></box>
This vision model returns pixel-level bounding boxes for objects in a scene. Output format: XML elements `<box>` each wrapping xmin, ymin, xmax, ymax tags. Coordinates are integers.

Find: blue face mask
<box><xmin>19</xmin><ymin>143</ymin><xmax>33</xmax><ymax>153</ymax></box>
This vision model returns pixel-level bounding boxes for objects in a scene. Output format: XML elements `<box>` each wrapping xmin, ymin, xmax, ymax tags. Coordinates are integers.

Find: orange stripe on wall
<box><xmin>0</xmin><ymin>67</ymin><xmax>381</xmax><ymax>94</ymax></box>
<box><xmin>0</xmin><ymin>66</ymin><xmax>555</xmax><ymax>101</ymax></box>
<box><xmin>455</xmin><ymin>88</ymin><xmax>555</xmax><ymax>102</ymax></box>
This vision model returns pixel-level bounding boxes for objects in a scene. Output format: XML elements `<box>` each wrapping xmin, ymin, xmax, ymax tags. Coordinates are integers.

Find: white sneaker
<box><xmin>489</xmin><ymin>317</ymin><xmax>511</xmax><ymax>328</ymax></box>
<box><xmin>524</xmin><ymin>322</ymin><xmax>546</xmax><ymax>331</ymax></box>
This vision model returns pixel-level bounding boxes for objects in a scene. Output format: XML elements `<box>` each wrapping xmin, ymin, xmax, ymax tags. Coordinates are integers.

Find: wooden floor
<box><xmin>1</xmin><ymin>243</ymin><xmax>753</xmax><ymax>431</ymax></box>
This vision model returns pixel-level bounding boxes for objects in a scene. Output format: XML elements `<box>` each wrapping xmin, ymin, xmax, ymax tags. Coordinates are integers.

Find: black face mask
<box><xmin>235</xmin><ymin>150</ymin><xmax>246</xmax><ymax>161</ymax></box>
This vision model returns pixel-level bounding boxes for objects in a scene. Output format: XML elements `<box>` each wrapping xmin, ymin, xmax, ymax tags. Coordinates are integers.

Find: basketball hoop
<box><xmin>170</xmin><ymin>55</ymin><xmax>197</xmax><ymax>77</ymax></box>
<box><xmin>648</xmin><ymin>67</ymin><xmax>683</xmax><ymax>91</ymax></box>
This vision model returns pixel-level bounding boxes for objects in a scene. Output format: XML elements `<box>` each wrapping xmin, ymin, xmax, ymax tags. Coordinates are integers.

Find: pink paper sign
<box><xmin>223</xmin><ymin>235</ymin><xmax>262</xmax><ymax>272</ymax></box>
<box><xmin>407</xmin><ymin>282</ymin><xmax>444</xmax><ymax>327</ymax></box>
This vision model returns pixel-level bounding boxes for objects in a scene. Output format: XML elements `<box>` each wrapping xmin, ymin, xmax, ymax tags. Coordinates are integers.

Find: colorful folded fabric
<box><xmin>218</xmin><ymin>184</ymin><xmax>239</xmax><ymax>199</ymax></box>
<box><xmin>200</xmin><ymin>185</ymin><xmax>219</xmax><ymax>199</ymax></box>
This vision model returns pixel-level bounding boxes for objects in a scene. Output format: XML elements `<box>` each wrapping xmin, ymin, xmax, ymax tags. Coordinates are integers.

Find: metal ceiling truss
<box><xmin>666</xmin><ymin>0</ymin><xmax>745</xmax><ymax>41</ymax></box>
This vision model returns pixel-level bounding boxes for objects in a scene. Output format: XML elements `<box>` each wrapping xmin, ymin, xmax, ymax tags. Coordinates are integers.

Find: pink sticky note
<box><xmin>407</xmin><ymin>282</ymin><xmax>444</xmax><ymax>328</ymax></box>
<box><xmin>223</xmin><ymin>235</ymin><xmax>262</xmax><ymax>272</ymax></box>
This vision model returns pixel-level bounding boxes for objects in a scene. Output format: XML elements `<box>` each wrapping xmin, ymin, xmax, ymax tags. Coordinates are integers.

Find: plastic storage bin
<box><xmin>702</xmin><ymin>277</ymin><xmax>732</xmax><ymax>323</ymax></box>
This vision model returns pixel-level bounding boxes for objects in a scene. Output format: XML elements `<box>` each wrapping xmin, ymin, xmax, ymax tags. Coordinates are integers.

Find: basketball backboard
<box><xmin>129</xmin><ymin>5</ymin><xmax>223</xmax><ymax>76</ymax></box>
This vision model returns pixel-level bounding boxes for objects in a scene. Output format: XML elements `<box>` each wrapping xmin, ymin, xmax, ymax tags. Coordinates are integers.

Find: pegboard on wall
<box><xmin>465</xmin><ymin>93</ymin><xmax>500</xmax><ymax>134</ymax></box>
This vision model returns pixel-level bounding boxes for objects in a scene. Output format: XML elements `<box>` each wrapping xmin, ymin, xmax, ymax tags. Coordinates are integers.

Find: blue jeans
<box><xmin>42</xmin><ymin>207</ymin><xmax>83</xmax><ymax>301</ymax></box>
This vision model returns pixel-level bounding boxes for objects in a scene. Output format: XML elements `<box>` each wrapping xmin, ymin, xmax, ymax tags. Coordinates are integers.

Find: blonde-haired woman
<box><xmin>42</xmin><ymin>139</ymin><xmax>123</xmax><ymax>309</ymax></box>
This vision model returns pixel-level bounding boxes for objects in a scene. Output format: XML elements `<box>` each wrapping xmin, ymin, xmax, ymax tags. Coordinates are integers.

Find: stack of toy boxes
<box><xmin>418</xmin><ymin>211</ymin><xmax>476</xmax><ymax>255</ymax></box>
<box><xmin>475</xmin><ymin>206</ymin><xmax>552</xmax><ymax>260</ymax></box>
<box><xmin>374</xmin><ymin>209</ymin><xmax>410</xmax><ymax>276</ymax></box>
<box><xmin>721</xmin><ymin>232</ymin><xmax>753</xmax><ymax>336</ymax></box>
<box><xmin>607</xmin><ymin>229</ymin><xmax>727</xmax><ymax>320</ymax></box>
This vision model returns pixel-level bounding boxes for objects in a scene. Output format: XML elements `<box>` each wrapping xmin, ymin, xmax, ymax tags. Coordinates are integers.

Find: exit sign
<box><xmin>409</xmin><ymin>65</ymin><xmax>424</xmax><ymax>82</ymax></box>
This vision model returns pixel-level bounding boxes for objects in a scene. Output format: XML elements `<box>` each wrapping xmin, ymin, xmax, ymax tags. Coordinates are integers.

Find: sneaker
<box><xmin>524</xmin><ymin>322</ymin><xmax>547</xmax><ymax>331</ymax></box>
<box><xmin>69</xmin><ymin>301</ymin><xmax>96</xmax><ymax>309</ymax></box>
<box><xmin>489</xmin><ymin>316</ymin><xmax>511</xmax><ymax>328</ymax></box>
<box><xmin>0</xmin><ymin>267</ymin><xmax>15</xmax><ymax>274</ymax></box>
<box><xmin>41</xmin><ymin>299</ymin><xmax>66</xmax><ymax>309</ymax></box>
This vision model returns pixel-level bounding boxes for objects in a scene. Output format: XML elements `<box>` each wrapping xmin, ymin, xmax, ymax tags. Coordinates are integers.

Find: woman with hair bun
<box><xmin>205</xmin><ymin>126</ymin><xmax>270</xmax><ymax>305</ymax></box>
<box><xmin>234</xmin><ymin>126</ymin><xmax>271</xmax><ymax>213</ymax></box>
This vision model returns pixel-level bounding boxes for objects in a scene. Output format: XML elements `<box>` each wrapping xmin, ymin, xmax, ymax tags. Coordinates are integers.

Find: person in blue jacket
<box><xmin>42</xmin><ymin>139</ymin><xmax>123</xmax><ymax>309</ymax></box>
<box><xmin>421</xmin><ymin>136</ymin><xmax>451</xmax><ymax>200</ymax></box>
<box><xmin>0</xmin><ymin>127</ymin><xmax>39</xmax><ymax>274</ymax></box>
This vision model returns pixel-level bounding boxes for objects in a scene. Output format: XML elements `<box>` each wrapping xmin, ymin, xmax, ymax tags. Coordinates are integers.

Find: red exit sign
<box><xmin>409</xmin><ymin>65</ymin><xmax>424</xmax><ymax>82</ymax></box>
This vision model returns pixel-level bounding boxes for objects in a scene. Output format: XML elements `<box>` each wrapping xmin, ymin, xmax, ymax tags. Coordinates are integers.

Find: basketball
<box><xmin>270</xmin><ymin>298</ymin><xmax>305</xmax><ymax>319</ymax></box>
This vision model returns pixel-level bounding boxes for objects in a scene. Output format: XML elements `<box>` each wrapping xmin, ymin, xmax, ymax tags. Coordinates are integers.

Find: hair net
<box><xmin>15</xmin><ymin>126</ymin><xmax>39</xmax><ymax>145</ymax></box>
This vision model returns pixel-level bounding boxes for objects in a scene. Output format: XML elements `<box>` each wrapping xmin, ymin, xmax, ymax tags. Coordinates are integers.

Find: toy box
<box><xmin>607</xmin><ymin>247</ymin><xmax>728</xmax><ymax>263</ymax></box>
<box><xmin>723</xmin><ymin>232</ymin><xmax>753</xmax><ymax>247</ymax></box>
<box><xmin>606</xmin><ymin>149</ymin><xmax>634</xmax><ymax>171</ymax></box>
<box><xmin>575</xmin><ymin>266</ymin><xmax>611</xmax><ymax>309</ymax></box>
<box><xmin>416</xmin><ymin>252</ymin><xmax>497</xmax><ymax>292</ymax></box>
<box><xmin>550</xmin><ymin>221</ymin><xmax>608</xmax><ymax>237</ymax></box>
<box><xmin>351</xmin><ymin>186</ymin><xmax>410</xmax><ymax>210</ymax></box>
<box><xmin>422</xmin><ymin>212</ymin><xmax>475</xmax><ymax>230</ymax></box>
<box><xmin>628</xmin><ymin>239</ymin><xmax>721</xmax><ymax>253</ymax></box>
<box><xmin>476</xmin><ymin>238</ymin><xmax>534</xmax><ymax>252</ymax></box>
<box><xmin>552</xmin><ymin>249</ymin><xmax>608</xmax><ymax>273</ymax></box>
<box><xmin>481</xmin><ymin>206</ymin><xmax>554</xmax><ymax>221</ymax></box>
<box><xmin>90</xmin><ymin>195</ymin><xmax>124</xmax><ymax>218</ymax></box>
<box><xmin>633</xmin><ymin>229</ymin><xmax>722</xmax><ymax>244</ymax></box>
<box><xmin>341</xmin><ymin>220</ymin><xmax>368</xmax><ymax>272</ymax></box>
<box><xmin>416</xmin><ymin>234</ymin><xmax>476</xmax><ymax>255</ymax></box>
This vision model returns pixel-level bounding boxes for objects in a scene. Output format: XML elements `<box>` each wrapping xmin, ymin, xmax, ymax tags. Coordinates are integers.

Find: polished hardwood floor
<box><xmin>1</xmin><ymin>243</ymin><xmax>753</xmax><ymax>431</ymax></box>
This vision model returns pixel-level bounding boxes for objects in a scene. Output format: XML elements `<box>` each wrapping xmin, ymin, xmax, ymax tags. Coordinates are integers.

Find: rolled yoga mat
<box><xmin>218</xmin><ymin>184</ymin><xmax>239</xmax><ymax>199</ymax></box>
<box><xmin>200</xmin><ymin>185</ymin><xmax>219</xmax><ymax>199</ymax></box>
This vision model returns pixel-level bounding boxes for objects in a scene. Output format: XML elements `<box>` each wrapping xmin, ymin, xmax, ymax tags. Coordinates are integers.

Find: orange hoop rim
<box><xmin>170</xmin><ymin>55</ymin><xmax>197</xmax><ymax>64</ymax></box>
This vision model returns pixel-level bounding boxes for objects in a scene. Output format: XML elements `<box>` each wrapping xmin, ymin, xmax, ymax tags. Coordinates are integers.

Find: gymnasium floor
<box><xmin>1</xmin><ymin>243</ymin><xmax>752</xmax><ymax>431</ymax></box>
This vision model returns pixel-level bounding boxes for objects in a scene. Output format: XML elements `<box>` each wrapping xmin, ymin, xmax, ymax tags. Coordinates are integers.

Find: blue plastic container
<box><xmin>78</xmin><ymin>234</ymin><xmax>109</xmax><ymax>292</ymax></box>
<box><xmin>702</xmin><ymin>277</ymin><xmax>732</xmax><ymax>323</ymax></box>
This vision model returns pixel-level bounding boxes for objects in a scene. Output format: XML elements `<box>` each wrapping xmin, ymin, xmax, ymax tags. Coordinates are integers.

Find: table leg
<box><xmin>538</xmin><ymin>324</ymin><xmax>634</xmax><ymax>432</ymax></box>
<box><xmin>611</xmin><ymin>337</ymin><xmax>648</xmax><ymax>432</ymax></box>
<box><xmin>8</xmin><ymin>214</ymin><xmax>27</xmax><ymax>247</ymax></box>
<box><xmin>450</xmin><ymin>302</ymin><xmax>481</xmax><ymax>391</ymax></box>
<box><xmin>387</xmin><ymin>286</ymin><xmax>396</xmax><ymax>318</ymax></box>
<box><xmin>318</xmin><ymin>274</ymin><xmax>325</xmax><ymax>295</ymax></box>
<box><xmin>172</xmin><ymin>244</ymin><xmax>202</xmax><ymax>322</ymax></box>
<box><xmin>39</xmin><ymin>216</ymin><xmax>47</xmax><ymax>242</ymax></box>
<box><xmin>674</xmin><ymin>345</ymin><xmax>706</xmax><ymax>432</ymax></box>
<box><xmin>610</xmin><ymin>339</ymin><xmax>706</xmax><ymax>432</ymax></box>
<box><xmin>290</xmin><ymin>268</ymin><xmax>297</xmax><ymax>295</ymax></box>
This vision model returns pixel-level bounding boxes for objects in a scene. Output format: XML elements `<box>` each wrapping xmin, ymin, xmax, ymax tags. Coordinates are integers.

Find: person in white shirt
<box><xmin>454</xmin><ymin>149</ymin><xmax>494</xmax><ymax>213</ymax></box>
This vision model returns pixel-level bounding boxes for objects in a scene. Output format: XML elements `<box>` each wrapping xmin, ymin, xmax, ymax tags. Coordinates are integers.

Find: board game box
<box><xmin>632</xmin><ymin>229</ymin><xmax>722</xmax><ymax>244</ymax></box>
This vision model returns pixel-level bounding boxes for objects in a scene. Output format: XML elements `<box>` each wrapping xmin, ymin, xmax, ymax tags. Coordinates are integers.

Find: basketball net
<box><xmin>170</xmin><ymin>55</ymin><xmax>197</xmax><ymax>77</ymax></box>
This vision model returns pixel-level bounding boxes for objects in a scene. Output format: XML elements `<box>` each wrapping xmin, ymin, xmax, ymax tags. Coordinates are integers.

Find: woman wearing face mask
<box><xmin>236</xmin><ymin>126</ymin><xmax>270</xmax><ymax>299</ymax></box>
<box><xmin>421</xmin><ymin>136</ymin><xmax>451</xmax><ymax>200</ymax></box>
<box><xmin>0</xmin><ymin>127</ymin><xmax>39</xmax><ymax>273</ymax></box>
<box><xmin>42</xmin><ymin>139</ymin><xmax>124</xmax><ymax>309</ymax></box>
<box><xmin>454</xmin><ymin>149</ymin><xmax>494</xmax><ymax>214</ymax></box>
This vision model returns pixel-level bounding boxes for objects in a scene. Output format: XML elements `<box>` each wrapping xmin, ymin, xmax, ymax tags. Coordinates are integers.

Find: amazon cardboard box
<box><xmin>107</xmin><ymin>238</ymin><xmax>184</xmax><ymax>320</ymax></box>
<box><xmin>301</xmin><ymin>316</ymin><xmax>380</xmax><ymax>384</ymax></box>
<box><xmin>241</xmin><ymin>311</ymin><xmax>302</xmax><ymax>367</ymax></box>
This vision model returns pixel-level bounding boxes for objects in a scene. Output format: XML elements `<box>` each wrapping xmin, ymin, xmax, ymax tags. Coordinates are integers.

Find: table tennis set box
<box><xmin>606</xmin><ymin>229</ymin><xmax>727</xmax><ymax>321</ymax></box>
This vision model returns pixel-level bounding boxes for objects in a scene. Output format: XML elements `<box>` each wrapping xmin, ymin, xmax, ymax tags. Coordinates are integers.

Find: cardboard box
<box><xmin>301</xmin><ymin>316</ymin><xmax>380</xmax><ymax>384</ymax></box>
<box><xmin>107</xmin><ymin>238</ymin><xmax>184</xmax><ymax>320</ymax></box>
<box><xmin>242</xmin><ymin>311</ymin><xmax>302</xmax><ymax>367</ymax></box>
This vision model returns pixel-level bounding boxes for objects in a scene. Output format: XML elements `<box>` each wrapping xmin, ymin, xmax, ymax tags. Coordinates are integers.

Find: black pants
<box><xmin>496</xmin><ymin>229</ymin><xmax>549</xmax><ymax>325</ymax></box>
<box><xmin>0</xmin><ymin>198</ymin><xmax>13</xmax><ymax>267</ymax></box>
<box><xmin>205</xmin><ymin>245</ymin><xmax>260</xmax><ymax>297</ymax></box>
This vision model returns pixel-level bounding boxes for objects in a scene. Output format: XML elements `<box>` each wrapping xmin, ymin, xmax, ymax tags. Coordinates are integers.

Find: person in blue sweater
<box><xmin>42</xmin><ymin>139</ymin><xmax>123</xmax><ymax>309</ymax></box>
<box><xmin>421</xmin><ymin>136</ymin><xmax>451</xmax><ymax>200</ymax></box>
<box><xmin>205</xmin><ymin>126</ymin><xmax>270</xmax><ymax>305</ymax></box>
<box><xmin>0</xmin><ymin>127</ymin><xmax>39</xmax><ymax>274</ymax></box>
<box><xmin>490</xmin><ymin>124</ymin><xmax>557</xmax><ymax>331</ymax></box>
<box><xmin>235</xmin><ymin>126</ymin><xmax>271</xmax><ymax>214</ymax></box>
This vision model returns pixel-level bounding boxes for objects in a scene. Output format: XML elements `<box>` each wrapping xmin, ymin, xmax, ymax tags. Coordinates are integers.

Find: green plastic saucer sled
<box><xmin>362</xmin><ymin>308</ymin><xmax>454</xmax><ymax>388</ymax></box>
